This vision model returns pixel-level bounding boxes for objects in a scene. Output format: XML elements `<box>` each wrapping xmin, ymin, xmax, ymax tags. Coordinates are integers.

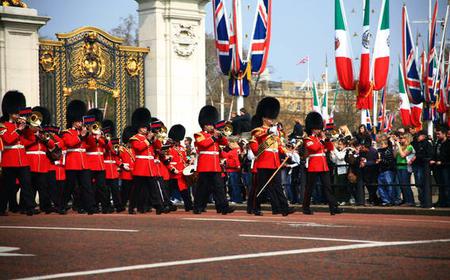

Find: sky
<box><xmin>30</xmin><ymin>0</ymin><xmax>445</xmax><ymax>86</ymax></box>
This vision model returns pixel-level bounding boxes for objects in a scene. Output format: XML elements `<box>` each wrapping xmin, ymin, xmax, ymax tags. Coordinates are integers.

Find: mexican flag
<box><xmin>321</xmin><ymin>87</ymin><xmax>329</xmax><ymax>125</ymax></box>
<box><xmin>359</xmin><ymin>0</ymin><xmax>371</xmax><ymax>92</ymax></box>
<box><xmin>398</xmin><ymin>64</ymin><xmax>412</xmax><ymax>127</ymax></box>
<box><xmin>335</xmin><ymin>0</ymin><xmax>354</xmax><ymax>90</ymax></box>
<box><xmin>372</xmin><ymin>0</ymin><xmax>390</xmax><ymax>91</ymax></box>
<box><xmin>312</xmin><ymin>82</ymin><xmax>321</xmax><ymax>113</ymax></box>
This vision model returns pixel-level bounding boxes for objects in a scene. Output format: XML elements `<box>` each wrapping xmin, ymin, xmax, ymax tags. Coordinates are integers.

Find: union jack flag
<box><xmin>213</xmin><ymin>0</ymin><xmax>232</xmax><ymax>75</ymax></box>
<box><xmin>402</xmin><ymin>6</ymin><xmax>423</xmax><ymax>104</ymax></box>
<box><xmin>383</xmin><ymin>113</ymin><xmax>394</xmax><ymax>133</ymax></box>
<box><xmin>297</xmin><ymin>56</ymin><xmax>309</xmax><ymax>65</ymax></box>
<box><xmin>426</xmin><ymin>0</ymin><xmax>438</xmax><ymax>103</ymax></box>
<box><xmin>248</xmin><ymin>0</ymin><xmax>272</xmax><ymax>74</ymax></box>
<box><xmin>363</xmin><ymin>109</ymin><xmax>372</xmax><ymax>131</ymax></box>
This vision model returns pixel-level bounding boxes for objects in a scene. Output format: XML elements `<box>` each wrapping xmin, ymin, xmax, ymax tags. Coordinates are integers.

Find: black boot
<box><xmin>330</xmin><ymin>206</ymin><xmax>344</xmax><ymax>216</ymax></box>
<box><xmin>302</xmin><ymin>208</ymin><xmax>314</xmax><ymax>215</ymax></box>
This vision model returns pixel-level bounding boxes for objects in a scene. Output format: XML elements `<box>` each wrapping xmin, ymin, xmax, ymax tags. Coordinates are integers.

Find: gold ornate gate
<box><xmin>39</xmin><ymin>26</ymin><xmax>148</xmax><ymax>136</ymax></box>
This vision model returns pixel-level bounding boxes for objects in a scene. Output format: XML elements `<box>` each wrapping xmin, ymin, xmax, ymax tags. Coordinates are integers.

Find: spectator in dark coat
<box><xmin>411</xmin><ymin>130</ymin><xmax>433</xmax><ymax>207</ymax></box>
<box><xmin>231</xmin><ymin>108</ymin><xmax>251</xmax><ymax>135</ymax></box>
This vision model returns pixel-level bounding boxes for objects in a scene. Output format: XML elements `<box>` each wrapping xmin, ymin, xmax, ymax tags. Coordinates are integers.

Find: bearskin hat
<box><xmin>168</xmin><ymin>124</ymin><xmax>186</xmax><ymax>141</ymax></box>
<box><xmin>87</xmin><ymin>108</ymin><xmax>103</xmax><ymax>122</ymax></box>
<box><xmin>255</xmin><ymin>97</ymin><xmax>280</xmax><ymax>120</ymax></box>
<box><xmin>1</xmin><ymin>90</ymin><xmax>26</xmax><ymax>117</ymax></box>
<box><xmin>121</xmin><ymin>125</ymin><xmax>136</xmax><ymax>144</ymax></box>
<box><xmin>102</xmin><ymin>119</ymin><xmax>115</xmax><ymax>137</ymax></box>
<box><xmin>32</xmin><ymin>106</ymin><xmax>51</xmax><ymax>126</ymax></box>
<box><xmin>66</xmin><ymin>100</ymin><xmax>87</xmax><ymax>127</ymax></box>
<box><xmin>131</xmin><ymin>107</ymin><xmax>151</xmax><ymax>129</ymax></box>
<box><xmin>305</xmin><ymin>111</ymin><xmax>323</xmax><ymax>135</ymax></box>
<box><xmin>251</xmin><ymin>114</ymin><xmax>263</xmax><ymax>130</ymax></box>
<box><xmin>198</xmin><ymin>105</ymin><xmax>219</xmax><ymax>128</ymax></box>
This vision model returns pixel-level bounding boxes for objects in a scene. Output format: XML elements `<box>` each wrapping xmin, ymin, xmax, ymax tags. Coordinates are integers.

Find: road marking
<box><xmin>0</xmin><ymin>247</ymin><xmax>34</xmax><ymax>257</ymax></box>
<box><xmin>182</xmin><ymin>218</ymin><xmax>259</xmax><ymax>223</ymax></box>
<box><xmin>16</xmin><ymin>238</ymin><xmax>450</xmax><ymax>279</ymax></box>
<box><xmin>391</xmin><ymin>218</ymin><xmax>450</xmax><ymax>224</ymax></box>
<box><xmin>279</xmin><ymin>222</ymin><xmax>349</xmax><ymax>228</ymax></box>
<box><xmin>239</xmin><ymin>234</ymin><xmax>381</xmax><ymax>244</ymax></box>
<box><xmin>0</xmin><ymin>226</ymin><xmax>138</xmax><ymax>233</ymax></box>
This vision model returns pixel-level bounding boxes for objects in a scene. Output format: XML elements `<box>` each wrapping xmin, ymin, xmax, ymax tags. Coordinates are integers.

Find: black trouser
<box><xmin>247</xmin><ymin>172</ymin><xmax>258</xmax><ymax>213</ymax></box>
<box><xmin>91</xmin><ymin>170</ymin><xmax>109</xmax><ymax>210</ymax></box>
<box><xmin>106</xmin><ymin>179</ymin><xmax>122</xmax><ymax>210</ymax></box>
<box><xmin>65</xmin><ymin>170</ymin><xmax>95</xmax><ymax>212</ymax></box>
<box><xmin>362</xmin><ymin>168</ymin><xmax>379</xmax><ymax>204</ymax></box>
<box><xmin>1</xmin><ymin>167</ymin><xmax>35</xmax><ymax>212</ymax></box>
<box><xmin>134</xmin><ymin>176</ymin><xmax>163</xmax><ymax>211</ymax></box>
<box><xmin>169</xmin><ymin>179</ymin><xmax>193</xmax><ymax>211</ymax></box>
<box><xmin>30</xmin><ymin>172</ymin><xmax>52</xmax><ymax>211</ymax></box>
<box><xmin>47</xmin><ymin>171</ymin><xmax>65</xmax><ymax>211</ymax></box>
<box><xmin>157</xmin><ymin>177</ymin><xmax>171</xmax><ymax>207</ymax></box>
<box><xmin>255</xmin><ymin>168</ymin><xmax>289</xmax><ymax>213</ymax></box>
<box><xmin>121</xmin><ymin>179</ymin><xmax>135</xmax><ymax>209</ymax></box>
<box><xmin>303</xmin><ymin>171</ymin><xmax>338</xmax><ymax>210</ymax></box>
<box><xmin>194</xmin><ymin>172</ymin><xmax>229</xmax><ymax>212</ymax></box>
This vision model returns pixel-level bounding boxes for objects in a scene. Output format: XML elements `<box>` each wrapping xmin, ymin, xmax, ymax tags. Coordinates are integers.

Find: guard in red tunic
<box><xmin>167</xmin><ymin>124</ymin><xmax>193</xmax><ymax>211</ymax></box>
<box><xmin>248</xmin><ymin>97</ymin><xmax>294</xmax><ymax>216</ymax></box>
<box><xmin>149</xmin><ymin>119</ymin><xmax>174</xmax><ymax>212</ymax></box>
<box><xmin>118</xmin><ymin>126</ymin><xmax>136</xmax><ymax>214</ymax></box>
<box><xmin>129</xmin><ymin>108</ymin><xmax>167</xmax><ymax>214</ymax></box>
<box><xmin>302</xmin><ymin>111</ymin><xmax>342</xmax><ymax>215</ymax></box>
<box><xmin>22</xmin><ymin>106</ymin><xmax>57</xmax><ymax>213</ymax></box>
<box><xmin>102</xmin><ymin>119</ymin><xmax>125</xmax><ymax>213</ymax></box>
<box><xmin>85</xmin><ymin>108</ymin><xmax>110</xmax><ymax>213</ymax></box>
<box><xmin>0</xmin><ymin>90</ymin><xmax>36</xmax><ymax>216</ymax></box>
<box><xmin>46</xmin><ymin>127</ymin><xmax>67</xmax><ymax>214</ymax></box>
<box><xmin>62</xmin><ymin>100</ymin><xmax>96</xmax><ymax>214</ymax></box>
<box><xmin>193</xmin><ymin>105</ymin><xmax>235</xmax><ymax>215</ymax></box>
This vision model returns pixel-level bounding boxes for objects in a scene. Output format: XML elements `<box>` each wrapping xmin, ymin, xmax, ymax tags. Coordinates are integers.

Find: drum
<box><xmin>183</xmin><ymin>165</ymin><xmax>197</xmax><ymax>186</ymax></box>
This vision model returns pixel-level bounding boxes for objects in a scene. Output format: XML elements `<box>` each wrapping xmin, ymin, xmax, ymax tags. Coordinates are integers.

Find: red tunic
<box><xmin>194</xmin><ymin>131</ymin><xmax>228</xmax><ymax>172</ymax></box>
<box><xmin>249</xmin><ymin>126</ymin><xmax>286</xmax><ymax>170</ymax></box>
<box><xmin>62</xmin><ymin>128</ymin><xmax>88</xmax><ymax>170</ymax></box>
<box><xmin>22</xmin><ymin>130</ymin><xmax>55</xmax><ymax>173</ymax></box>
<box><xmin>129</xmin><ymin>133</ymin><xmax>161</xmax><ymax>177</ymax></box>
<box><xmin>222</xmin><ymin>147</ymin><xmax>241</xmax><ymax>173</ymax></box>
<box><xmin>48</xmin><ymin>134</ymin><xmax>66</xmax><ymax>181</ymax></box>
<box><xmin>167</xmin><ymin>144</ymin><xmax>188</xmax><ymax>191</ymax></box>
<box><xmin>119</xmin><ymin>145</ymin><xmax>134</xmax><ymax>181</ymax></box>
<box><xmin>85</xmin><ymin>135</ymin><xmax>107</xmax><ymax>171</ymax></box>
<box><xmin>104</xmin><ymin>147</ymin><xmax>120</xmax><ymax>180</ymax></box>
<box><xmin>303</xmin><ymin>135</ymin><xmax>334</xmax><ymax>172</ymax></box>
<box><xmin>0</xmin><ymin>121</ymin><xmax>29</xmax><ymax>167</ymax></box>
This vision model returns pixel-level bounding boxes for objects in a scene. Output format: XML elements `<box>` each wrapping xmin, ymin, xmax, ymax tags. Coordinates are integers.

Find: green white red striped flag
<box><xmin>372</xmin><ymin>0</ymin><xmax>390</xmax><ymax>90</ymax></box>
<box><xmin>335</xmin><ymin>0</ymin><xmax>355</xmax><ymax>90</ymax></box>
<box><xmin>398</xmin><ymin>63</ymin><xmax>412</xmax><ymax>127</ymax></box>
<box><xmin>357</xmin><ymin>0</ymin><xmax>373</xmax><ymax>110</ymax></box>
<box><xmin>312</xmin><ymin>82</ymin><xmax>321</xmax><ymax>113</ymax></box>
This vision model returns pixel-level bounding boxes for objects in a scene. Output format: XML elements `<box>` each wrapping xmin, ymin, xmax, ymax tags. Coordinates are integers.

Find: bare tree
<box><xmin>110</xmin><ymin>14</ymin><xmax>138</xmax><ymax>46</ymax></box>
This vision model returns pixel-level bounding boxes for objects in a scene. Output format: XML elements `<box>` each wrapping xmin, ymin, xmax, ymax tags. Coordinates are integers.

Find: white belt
<box><xmin>86</xmin><ymin>152</ymin><xmax>103</xmax><ymax>156</ymax></box>
<box><xmin>54</xmin><ymin>161</ymin><xmax>61</xmax><ymax>166</ymax></box>
<box><xmin>26</xmin><ymin>151</ymin><xmax>46</xmax><ymax>155</ymax></box>
<box><xmin>67</xmin><ymin>148</ymin><xmax>86</xmax><ymax>153</ymax></box>
<box><xmin>308</xmin><ymin>153</ymin><xmax>326</xmax><ymax>158</ymax></box>
<box><xmin>169</xmin><ymin>162</ymin><xmax>177</xmax><ymax>165</ymax></box>
<box><xmin>264</xmin><ymin>148</ymin><xmax>278</xmax><ymax>153</ymax></box>
<box><xmin>4</xmin><ymin>145</ymin><xmax>24</xmax><ymax>150</ymax></box>
<box><xmin>135</xmin><ymin>155</ymin><xmax>154</xmax><ymax>160</ymax></box>
<box><xmin>104</xmin><ymin>160</ymin><xmax>116</xmax><ymax>164</ymax></box>
<box><xmin>199</xmin><ymin>151</ymin><xmax>219</xmax><ymax>155</ymax></box>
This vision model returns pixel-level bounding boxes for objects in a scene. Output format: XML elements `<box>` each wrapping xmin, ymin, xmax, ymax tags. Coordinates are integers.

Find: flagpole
<box><xmin>373</xmin><ymin>90</ymin><xmax>378</xmax><ymax>127</ymax></box>
<box><xmin>307</xmin><ymin>55</ymin><xmax>310</xmax><ymax>91</ymax></box>
<box><xmin>220</xmin><ymin>79</ymin><xmax>225</xmax><ymax>120</ymax></box>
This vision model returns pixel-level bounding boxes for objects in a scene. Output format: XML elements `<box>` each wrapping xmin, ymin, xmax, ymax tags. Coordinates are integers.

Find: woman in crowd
<box><xmin>394</xmin><ymin>133</ymin><xmax>416</xmax><ymax>206</ymax></box>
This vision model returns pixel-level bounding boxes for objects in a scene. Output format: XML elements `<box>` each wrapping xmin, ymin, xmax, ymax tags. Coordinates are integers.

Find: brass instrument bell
<box><xmin>89</xmin><ymin>121</ymin><xmax>102</xmax><ymax>135</ymax></box>
<box><xmin>222</xmin><ymin>123</ymin><xmax>233</xmax><ymax>137</ymax></box>
<box><xmin>28</xmin><ymin>111</ymin><xmax>43</xmax><ymax>127</ymax></box>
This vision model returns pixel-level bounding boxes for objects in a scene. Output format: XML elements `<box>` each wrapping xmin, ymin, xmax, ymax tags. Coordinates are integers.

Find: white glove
<box><xmin>269</xmin><ymin>126</ymin><xmax>279</xmax><ymax>136</ymax></box>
